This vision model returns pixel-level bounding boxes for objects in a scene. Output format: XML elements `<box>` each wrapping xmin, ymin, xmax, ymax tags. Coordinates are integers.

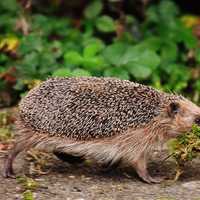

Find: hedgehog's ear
<box><xmin>167</xmin><ymin>102</ymin><xmax>180</xmax><ymax>117</ymax></box>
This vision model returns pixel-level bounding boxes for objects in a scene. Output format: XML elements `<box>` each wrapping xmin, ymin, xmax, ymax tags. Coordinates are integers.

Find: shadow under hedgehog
<box><xmin>3</xmin><ymin>77</ymin><xmax>200</xmax><ymax>183</ymax></box>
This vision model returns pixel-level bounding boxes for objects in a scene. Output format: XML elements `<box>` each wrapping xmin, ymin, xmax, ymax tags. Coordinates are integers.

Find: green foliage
<box><xmin>96</xmin><ymin>16</ymin><xmax>116</xmax><ymax>32</ymax></box>
<box><xmin>0</xmin><ymin>0</ymin><xmax>200</xmax><ymax>99</ymax></box>
<box><xmin>22</xmin><ymin>190</ymin><xmax>34</xmax><ymax>200</ymax></box>
<box><xmin>17</xmin><ymin>176</ymin><xmax>38</xmax><ymax>190</ymax></box>
<box><xmin>84</xmin><ymin>0</ymin><xmax>103</xmax><ymax>19</ymax></box>
<box><xmin>0</xmin><ymin>0</ymin><xmax>20</xmax><ymax>33</ymax></box>
<box><xmin>168</xmin><ymin>125</ymin><xmax>200</xmax><ymax>180</ymax></box>
<box><xmin>17</xmin><ymin>176</ymin><xmax>38</xmax><ymax>200</ymax></box>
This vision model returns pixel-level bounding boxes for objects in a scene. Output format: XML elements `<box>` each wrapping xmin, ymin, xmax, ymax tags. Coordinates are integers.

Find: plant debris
<box><xmin>26</xmin><ymin>149</ymin><xmax>53</xmax><ymax>176</ymax></box>
<box><xmin>168</xmin><ymin>125</ymin><xmax>200</xmax><ymax>180</ymax></box>
<box><xmin>0</xmin><ymin>110</ymin><xmax>15</xmax><ymax>141</ymax></box>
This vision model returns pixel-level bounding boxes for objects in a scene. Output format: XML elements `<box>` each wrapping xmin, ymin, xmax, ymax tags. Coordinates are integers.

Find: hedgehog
<box><xmin>3</xmin><ymin>77</ymin><xmax>200</xmax><ymax>183</ymax></box>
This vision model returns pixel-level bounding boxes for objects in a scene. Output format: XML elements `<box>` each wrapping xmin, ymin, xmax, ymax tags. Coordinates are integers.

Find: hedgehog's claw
<box><xmin>136</xmin><ymin>170</ymin><xmax>164</xmax><ymax>184</ymax></box>
<box><xmin>148</xmin><ymin>176</ymin><xmax>165</xmax><ymax>183</ymax></box>
<box><xmin>136</xmin><ymin>170</ymin><xmax>153</xmax><ymax>184</ymax></box>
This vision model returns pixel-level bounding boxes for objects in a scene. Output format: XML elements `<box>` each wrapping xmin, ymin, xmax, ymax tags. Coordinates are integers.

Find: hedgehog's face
<box><xmin>167</xmin><ymin>98</ymin><xmax>200</xmax><ymax>137</ymax></box>
<box><xmin>165</xmin><ymin>98</ymin><xmax>200</xmax><ymax>138</ymax></box>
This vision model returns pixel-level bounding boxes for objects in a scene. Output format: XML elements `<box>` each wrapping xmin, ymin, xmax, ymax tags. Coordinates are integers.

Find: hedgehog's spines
<box><xmin>19</xmin><ymin>77</ymin><xmax>181</xmax><ymax>141</ymax></box>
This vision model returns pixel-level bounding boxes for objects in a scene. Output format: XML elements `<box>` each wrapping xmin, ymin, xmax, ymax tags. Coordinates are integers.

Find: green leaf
<box><xmin>122</xmin><ymin>47</ymin><xmax>160</xmax><ymax>69</ymax></box>
<box><xmin>72</xmin><ymin>69</ymin><xmax>91</xmax><ymax>77</ymax></box>
<box><xmin>0</xmin><ymin>66</ymin><xmax>5</xmax><ymax>73</ymax></box>
<box><xmin>103</xmin><ymin>43</ymin><xmax>160</xmax><ymax>74</ymax></box>
<box><xmin>137</xmin><ymin>37</ymin><xmax>161</xmax><ymax>51</ymax></box>
<box><xmin>84</xmin><ymin>0</ymin><xmax>103</xmax><ymax>19</ymax></box>
<box><xmin>82</xmin><ymin>37</ymin><xmax>105</xmax><ymax>47</ymax></box>
<box><xmin>161</xmin><ymin>42</ymin><xmax>177</xmax><ymax>64</ymax></box>
<box><xmin>49</xmin><ymin>41</ymin><xmax>63</xmax><ymax>59</ymax></box>
<box><xmin>178</xmin><ymin>25</ymin><xmax>197</xmax><ymax>49</ymax></box>
<box><xmin>82</xmin><ymin>57</ymin><xmax>105</xmax><ymax>69</ymax></box>
<box><xmin>104</xmin><ymin>68</ymin><xmax>130</xmax><ymax>80</ymax></box>
<box><xmin>31</xmin><ymin>14</ymin><xmax>50</xmax><ymax>34</ymax></box>
<box><xmin>19</xmin><ymin>34</ymin><xmax>43</xmax><ymax>55</ymax></box>
<box><xmin>0</xmin><ymin>0</ymin><xmax>19</xmax><ymax>12</ymax></box>
<box><xmin>196</xmin><ymin>49</ymin><xmax>200</xmax><ymax>64</ymax></box>
<box><xmin>139</xmin><ymin>50</ymin><xmax>160</xmax><ymax>69</ymax></box>
<box><xmin>39</xmin><ymin>52</ymin><xmax>56</xmax><ymax>67</ymax></box>
<box><xmin>96</xmin><ymin>16</ymin><xmax>116</xmax><ymax>33</ymax></box>
<box><xmin>158</xmin><ymin>0</ymin><xmax>179</xmax><ymax>21</ymax></box>
<box><xmin>122</xmin><ymin>47</ymin><xmax>160</xmax><ymax>79</ymax></box>
<box><xmin>103</xmin><ymin>43</ymin><xmax>128</xmax><ymax>66</ymax></box>
<box><xmin>164</xmin><ymin>64</ymin><xmax>190</xmax><ymax>92</ymax></box>
<box><xmin>0</xmin><ymin>54</ymin><xmax>9</xmax><ymax>64</ymax></box>
<box><xmin>120</xmin><ymin>46</ymin><xmax>142</xmax><ymax>65</ymax></box>
<box><xmin>146</xmin><ymin>6</ymin><xmax>159</xmax><ymax>23</ymax></box>
<box><xmin>52</xmin><ymin>68</ymin><xmax>72</xmax><ymax>77</ymax></box>
<box><xmin>64</xmin><ymin>51</ymin><xmax>83</xmax><ymax>66</ymax></box>
<box><xmin>125</xmin><ymin>62</ymin><xmax>152</xmax><ymax>79</ymax></box>
<box><xmin>22</xmin><ymin>190</ymin><xmax>34</xmax><ymax>200</ymax></box>
<box><xmin>162</xmin><ymin>63</ymin><xmax>177</xmax><ymax>74</ymax></box>
<box><xmin>83</xmin><ymin>42</ymin><xmax>105</xmax><ymax>58</ymax></box>
<box><xmin>126</xmin><ymin>15</ymin><xmax>135</xmax><ymax>25</ymax></box>
<box><xmin>194</xmin><ymin>80</ymin><xmax>200</xmax><ymax>90</ymax></box>
<box><xmin>22</xmin><ymin>52</ymin><xmax>39</xmax><ymax>70</ymax></box>
<box><xmin>13</xmin><ymin>80</ymin><xmax>25</xmax><ymax>91</ymax></box>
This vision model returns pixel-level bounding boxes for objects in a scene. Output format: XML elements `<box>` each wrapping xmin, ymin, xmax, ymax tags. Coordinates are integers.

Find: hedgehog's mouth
<box><xmin>169</xmin><ymin>128</ymin><xmax>193</xmax><ymax>139</ymax></box>
<box><xmin>166</xmin><ymin>131</ymin><xmax>182</xmax><ymax>139</ymax></box>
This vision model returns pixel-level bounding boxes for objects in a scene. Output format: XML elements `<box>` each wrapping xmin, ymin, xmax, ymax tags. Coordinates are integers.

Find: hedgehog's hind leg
<box><xmin>3</xmin><ymin>131</ymin><xmax>41</xmax><ymax>178</ymax></box>
<box><xmin>3</xmin><ymin>142</ymin><xmax>25</xmax><ymax>178</ymax></box>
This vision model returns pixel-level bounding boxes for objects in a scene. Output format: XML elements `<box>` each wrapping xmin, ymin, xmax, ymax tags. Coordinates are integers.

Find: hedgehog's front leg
<box><xmin>133</xmin><ymin>153</ymin><xmax>163</xmax><ymax>183</ymax></box>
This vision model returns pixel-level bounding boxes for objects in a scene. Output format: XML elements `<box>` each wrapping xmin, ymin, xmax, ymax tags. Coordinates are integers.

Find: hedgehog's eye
<box><xmin>170</xmin><ymin>102</ymin><xmax>179</xmax><ymax>113</ymax></box>
<box><xmin>168</xmin><ymin>102</ymin><xmax>180</xmax><ymax>117</ymax></box>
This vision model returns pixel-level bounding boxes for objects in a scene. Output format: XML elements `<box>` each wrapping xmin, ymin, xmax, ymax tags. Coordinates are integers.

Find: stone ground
<box><xmin>0</xmin><ymin>148</ymin><xmax>200</xmax><ymax>200</ymax></box>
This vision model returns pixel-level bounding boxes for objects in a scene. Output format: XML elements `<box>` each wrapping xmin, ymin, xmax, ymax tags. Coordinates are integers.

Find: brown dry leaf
<box><xmin>0</xmin><ymin>142</ymin><xmax>13</xmax><ymax>151</ymax></box>
<box><xmin>15</xmin><ymin>16</ymin><xmax>30</xmax><ymax>35</ymax></box>
<box><xmin>0</xmin><ymin>143</ymin><xmax>6</xmax><ymax>150</ymax></box>
<box><xmin>116</xmin><ymin>21</ymin><xmax>125</xmax><ymax>39</ymax></box>
<box><xmin>193</xmin><ymin>25</ymin><xmax>200</xmax><ymax>39</ymax></box>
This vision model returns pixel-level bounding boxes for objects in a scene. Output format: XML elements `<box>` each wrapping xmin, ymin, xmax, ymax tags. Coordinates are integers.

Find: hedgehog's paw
<box><xmin>136</xmin><ymin>171</ymin><xmax>164</xmax><ymax>184</ymax></box>
<box><xmin>135</xmin><ymin>170</ymin><xmax>153</xmax><ymax>184</ymax></box>
<box><xmin>2</xmin><ymin>161</ymin><xmax>16</xmax><ymax>179</ymax></box>
<box><xmin>3</xmin><ymin>169</ymin><xmax>16</xmax><ymax>179</ymax></box>
<box><xmin>132</xmin><ymin>156</ymin><xmax>164</xmax><ymax>184</ymax></box>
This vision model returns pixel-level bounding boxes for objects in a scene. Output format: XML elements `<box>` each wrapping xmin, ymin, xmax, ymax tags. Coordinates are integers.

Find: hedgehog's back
<box><xmin>19</xmin><ymin>77</ymin><xmax>163</xmax><ymax>140</ymax></box>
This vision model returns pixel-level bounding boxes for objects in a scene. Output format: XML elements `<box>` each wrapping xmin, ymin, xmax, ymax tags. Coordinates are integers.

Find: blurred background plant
<box><xmin>0</xmin><ymin>0</ymin><xmax>200</xmax><ymax>107</ymax></box>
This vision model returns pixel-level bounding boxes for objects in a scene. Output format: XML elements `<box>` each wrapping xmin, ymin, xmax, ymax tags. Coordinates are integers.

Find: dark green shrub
<box><xmin>0</xmin><ymin>0</ymin><xmax>199</xmax><ymax>103</ymax></box>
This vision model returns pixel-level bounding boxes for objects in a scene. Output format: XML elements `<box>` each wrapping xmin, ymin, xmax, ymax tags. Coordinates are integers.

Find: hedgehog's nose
<box><xmin>194</xmin><ymin>116</ymin><xmax>200</xmax><ymax>126</ymax></box>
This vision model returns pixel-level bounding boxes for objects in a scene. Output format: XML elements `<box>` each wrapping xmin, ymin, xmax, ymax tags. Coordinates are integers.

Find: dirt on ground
<box><xmin>0</xmin><ymin>146</ymin><xmax>200</xmax><ymax>200</ymax></box>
